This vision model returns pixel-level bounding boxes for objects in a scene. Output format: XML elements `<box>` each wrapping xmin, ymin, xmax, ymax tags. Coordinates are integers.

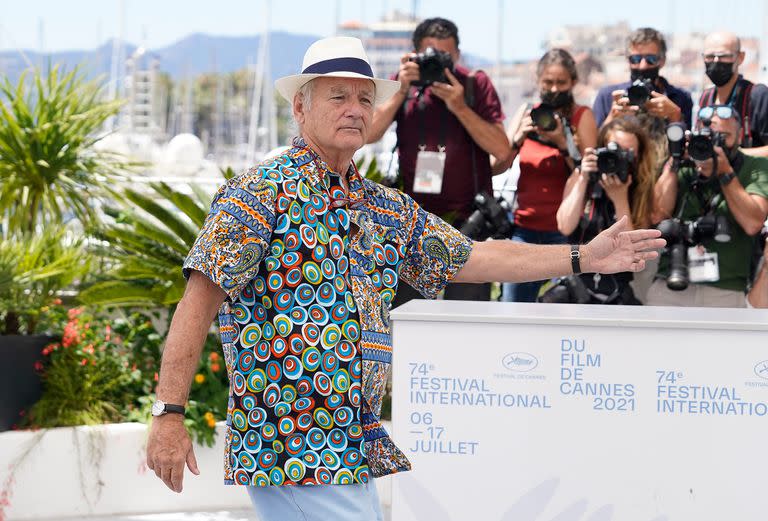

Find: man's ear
<box><xmin>293</xmin><ymin>95</ymin><xmax>305</xmax><ymax>124</ymax></box>
<box><xmin>738</xmin><ymin>51</ymin><xmax>746</xmax><ymax>66</ymax></box>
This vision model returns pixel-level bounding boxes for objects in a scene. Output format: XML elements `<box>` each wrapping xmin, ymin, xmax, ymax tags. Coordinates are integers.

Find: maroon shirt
<box><xmin>394</xmin><ymin>65</ymin><xmax>505</xmax><ymax>221</ymax></box>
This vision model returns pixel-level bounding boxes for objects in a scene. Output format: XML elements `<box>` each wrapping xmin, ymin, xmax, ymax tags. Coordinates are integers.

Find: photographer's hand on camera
<box><xmin>512</xmin><ymin>112</ymin><xmax>535</xmax><ymax>149</ymax></box>
<box><xmin>712</xmin><ymin>145</ymin><xmax>735</xmax><ymax>177</ymax></box>
<box><xmin>430</xmin><ymin>68</ymin><xmax>466</xmax><ymax>114</ymax></box>
<box><xmin>607</xmin><ymin>89</ymin><xmax>638</xmax><ymax>123</ymax></box>
<box><xmin>396</xmin><ymin>55</ymin><xmax>420</xmax><ymax>96</ymax></box>
<box><xmin>600</xmin><ymin>172</ymin><xmax>633</xmax><ymax>221</ymax></box>
<box><xmin>645</xmin><ymin>91</ymin><xmax>682</xmax><ymax>122</ymax></box>
<box><xmin>535</xmin><ymin>113</ymin><xmax>568</xmax><ymax>152</ymax></box>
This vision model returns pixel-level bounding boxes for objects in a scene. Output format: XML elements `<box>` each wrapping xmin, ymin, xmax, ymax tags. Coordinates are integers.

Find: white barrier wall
<box><xmin>390</xmin><ymin>301</ymin><xmax>768</xmax><ymax>521</ymax></box>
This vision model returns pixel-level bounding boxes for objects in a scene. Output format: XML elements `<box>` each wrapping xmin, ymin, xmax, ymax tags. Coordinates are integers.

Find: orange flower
<box><xmin>153</xmin><ymin>372</ymin><xmax>159</xmax><ymax>382</ymax></box>
<box><xmin>206</xmin><ymin>417</ymin><xmax>216</xmax><ymax>428</ymax></box>
<box><xmin>210</xmin><ymin>363</ymin><xmax>221</xmax><ymax>372</ymax></box>
<box><xmin>194</xmin><ymin>374</ymin><xmax>205</xmax><ymax>384</ymax></box>
<box><xmin>53</xmin><ymin>298</ymin><xmax>63</xmax><ymax>305</ymax></box>
<box><xmin>209</xmin><ymin>352</ymin><xmax>219</xmax><ymax>361</ymax></box>
<box><xmin>80</xmin><ymin>358</ymin><xmax>88</xmax><ymax>366</ymax></box>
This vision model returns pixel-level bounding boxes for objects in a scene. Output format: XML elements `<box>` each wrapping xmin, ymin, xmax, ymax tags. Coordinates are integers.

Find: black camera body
<box><xmin>593</xmin><ymin>142</ymin><xmax>634</xmax><ymax>183</ymax></box>
<box><xmin>627</xmin><ymin>78</ymin><xmax>654</xmax><ymax>106</ymax></box>
<box><xmin>530</xmin><ymin>103</ymin><xmax>557</xmax><ymax>131</ymax></box>
<box><xmin>688</xmin><ymin>127</ymin><xmax>726</xmax><ymax>161</ymax></box>
<box><xmin>410</xmin><ymin>47</ymin><xmax>454</xmax><ymax>86</ymax></box>
<box><xmin>657</xmin><ymin>215</ymin><xmax>731</xmax><ymax>291</ymax></box>
<box><xmin>460</xmin><ymin>191</ymin><xmax>514</xmax><ymax>241</ymax></box>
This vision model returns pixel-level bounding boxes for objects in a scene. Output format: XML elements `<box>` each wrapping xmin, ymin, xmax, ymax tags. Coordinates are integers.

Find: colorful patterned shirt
<box><xmin>183</xmin><ymin>137</ymin><xmax>473</xmax><ymax>487</ymax></box>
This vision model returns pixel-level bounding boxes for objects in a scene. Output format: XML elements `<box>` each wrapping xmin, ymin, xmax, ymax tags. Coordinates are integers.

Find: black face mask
<box><xmin>705</xmin><ymin>61</ymin><xmax>735</xmax><ymax>87</ymax></box>
<box><xmin>541</xmin><ymin>90</ymin><xmax>574</xmax><ymax>109</ymax></box>
<box><xmin>630</xmin><ymin>67</ymin><xmax>659</xmax><ymax>83</ymax></box>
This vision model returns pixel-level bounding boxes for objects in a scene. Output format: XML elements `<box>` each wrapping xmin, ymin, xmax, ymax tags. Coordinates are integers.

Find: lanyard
<box><xmin>415</xmin><ymin>88</ymin><xmax>447</xmax><ymax>152</ymax></box>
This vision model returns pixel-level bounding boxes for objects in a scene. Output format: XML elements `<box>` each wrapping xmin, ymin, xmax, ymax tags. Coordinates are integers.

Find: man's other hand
<box><xmin>430</xmin><ymin>68</ymin><xmax>466</xmax><ymax>114</ymax></box>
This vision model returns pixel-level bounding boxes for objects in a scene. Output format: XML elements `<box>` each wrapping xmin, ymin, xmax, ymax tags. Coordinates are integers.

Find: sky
<box><xmin>2</xmin><ymin>0</ymin><xmax>767</xmax><ymax>62</ymax></box>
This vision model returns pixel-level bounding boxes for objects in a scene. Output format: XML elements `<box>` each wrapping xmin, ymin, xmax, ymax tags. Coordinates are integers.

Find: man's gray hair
<box><xmin>290</xmin><ymin>79</ymin><xmax>315</xmax><ymax>135</ymax></box>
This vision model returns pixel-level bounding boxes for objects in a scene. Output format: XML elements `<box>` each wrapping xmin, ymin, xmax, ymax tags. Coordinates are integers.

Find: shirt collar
<box><xmin>291</xmin><ymin>136</ymin><xmax>366</xmax><ymax>206</ymax></box>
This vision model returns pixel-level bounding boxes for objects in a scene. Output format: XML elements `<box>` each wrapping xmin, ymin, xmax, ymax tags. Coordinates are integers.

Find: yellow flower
<box><xmin>194</xmin><ymin>374</ymin><xmax>205</xmax><ymax>384</ymax></box>
<box><xmin>203</xmin><ymin>411</ymin><xmax>214</xmax><ymax>421</ymax></box>
<box><xmin>206</xmin><ymin>417</ymin><xmax>216</xmax><ymax>428</ymax></box>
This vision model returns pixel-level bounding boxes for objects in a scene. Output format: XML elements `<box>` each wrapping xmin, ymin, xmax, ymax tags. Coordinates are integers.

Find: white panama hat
<box><xmin>274</xmin><ymin>36</ymin><xmax>401</xmax><ymax>105</ymax></box>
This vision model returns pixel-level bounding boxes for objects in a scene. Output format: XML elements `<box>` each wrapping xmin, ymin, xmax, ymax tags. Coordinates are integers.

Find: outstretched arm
<box><xmin>146</xmin><ymin>270</ymin><xmax>227</xmax><ymax>493</ymax></box>
<box><xmin>454</xmin><ymin>216</ymin><xmax>664</xmax><ymax>283</ymax></box>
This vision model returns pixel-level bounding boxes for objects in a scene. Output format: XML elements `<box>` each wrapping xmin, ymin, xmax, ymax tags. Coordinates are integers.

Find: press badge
<box><xmin>413</xmin><ymin>150</ymin><xmax>446</xmax><ymax>194</ymax></box>
<box><xmin>688</xmin><ymin>246</ymin><xmax>720</xmax><ymax>283</ymax></box>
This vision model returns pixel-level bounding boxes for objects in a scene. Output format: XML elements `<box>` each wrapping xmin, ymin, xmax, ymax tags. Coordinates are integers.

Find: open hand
<box><xmin>583</xmin><ymin>216</ymin><xmax>665</xmax><ymax>274</ymax></box>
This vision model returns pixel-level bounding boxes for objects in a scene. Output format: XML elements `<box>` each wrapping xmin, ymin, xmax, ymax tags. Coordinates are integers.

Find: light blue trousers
<box><xmin>247</xmin><ymin>482</ymin><xmax>384</xmax><ymax>521</ymax></box>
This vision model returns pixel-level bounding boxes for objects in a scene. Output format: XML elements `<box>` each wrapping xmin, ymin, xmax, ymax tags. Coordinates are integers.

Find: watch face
<box><xmin>151</xmin><ymin>400</ymin><xmax>165</xmax><ymax>416</ymax></box>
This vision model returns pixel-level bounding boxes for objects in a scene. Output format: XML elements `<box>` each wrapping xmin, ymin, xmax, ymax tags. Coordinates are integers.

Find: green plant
<box><xmin>25</xmin><ymin>307</ymin><xmax>142</xmax><ymax>427</ymax></box>
<box><xmin>79</xmin><ymin>181</ymin><xmax>212</xmax><ymax>309</ymax></box>
<box><xmin>0</xmin><ymin>227</ymin><xmax>90</xmax><ymax>334</ymax></box>
<box><xmin>0</xmin><ymin>65</ymin><xmax>126</xmax><ymax>233</ymax></box>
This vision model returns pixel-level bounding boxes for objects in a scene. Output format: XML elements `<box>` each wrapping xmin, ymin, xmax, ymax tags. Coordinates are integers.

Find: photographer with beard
<box><xmin>648</xmin><ymin>106</ymin><xmax>768</xmax><ymax>307</ymax></box>
<box><xmin>699</xmin><ymin>31</ymin><xmax>768</xmax><ymax>157</ymax></box>
<box><xmin>368</xmin><ymin>17</ymin><xmax>508</xmax><ymax>306</ymax></box>
<box><xmin>492</xmin><ymin>48</ymin><xmax>598</xmax><ymax>302</ymax></box>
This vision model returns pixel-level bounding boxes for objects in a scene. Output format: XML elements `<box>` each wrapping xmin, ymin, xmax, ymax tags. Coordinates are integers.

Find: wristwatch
<box><xmin>718</xmin><ymin>171</ymin><xmax>737</xmax><ymax>186</ymax></box>
<box><xmin>570</xmin><ymin>244</ymin><xmax>582</xmax><ymax>274</ymax></box>
<box><xmin>151</xmin><ymin>399</ymin><xmax>185</xmax><ymax>417</ymax></box>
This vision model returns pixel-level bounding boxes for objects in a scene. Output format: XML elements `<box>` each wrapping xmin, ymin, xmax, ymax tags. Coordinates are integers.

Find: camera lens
<box><xmin>531</xmin><ymin>104</ymin><xmax>557</xmax><ymax>131</ymax></box>
<box><xmin>688</xmin><ymin>134</ymin><xmax>714</xmax><ymax>161</ymax></box>
<box><xmin>667</xmin><ymin>243</ymin><xmax>689</xmax><ymax>291</ymax></box>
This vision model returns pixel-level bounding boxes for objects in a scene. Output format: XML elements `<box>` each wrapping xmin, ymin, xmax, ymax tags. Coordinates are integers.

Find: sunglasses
<box><xmin>628</xmin><ymin>54</ymin><xmax>660</xmax><ymax>66</ymax></box>
<box><xmin>698</xmin><ymin>105</ymin><xmax>735</xmax><ymax>120</ymax></box>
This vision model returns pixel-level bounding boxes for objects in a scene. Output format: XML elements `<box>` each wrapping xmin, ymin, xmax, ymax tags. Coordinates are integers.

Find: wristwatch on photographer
<box><xmin>151</xmin><ymin>399</ymin><xmax>185</xmax><ymax>417</ymax></box>
<box><xmin>718</xmin><ymin>171</ymin><xmax>737</xmax><ymax>186</ymax></box>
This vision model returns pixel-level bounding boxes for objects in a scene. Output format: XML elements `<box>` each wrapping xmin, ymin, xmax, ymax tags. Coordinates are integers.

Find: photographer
<box><xmin>648</xmin><ymin>106</ymin><xmax>768</xmax><ymax>307</ymax></box>
<box><xmin>549</xmin><ymin>116</ymin><xmax>656</xmax><ymax>304</ymax></box>
<box><xmin>594</xmin><ymin>28</ymin><xmax>692</xmax><ymax>130</ymax></box>
<box><xmin>492</xmin><ymin>49</ymin><xmax>598</xmax><ymax>302</ymax></box>
<box><xmin>699</xmin><ymin>31</ymin><xmax>768</xmax><ymax>157</ymax></box>
<box><xmin>368</xmin><ymin>17</ymin><xmax>509</xmax><ymax>304</ymax></box>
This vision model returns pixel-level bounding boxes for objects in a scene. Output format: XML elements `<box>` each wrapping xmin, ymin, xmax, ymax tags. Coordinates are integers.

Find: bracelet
<box><xmin>570</xmin><ymin>244</ymin><xmax>581</xmax><ymax>274</ymax></box>
<box><xmin>718</xmin><ymin>171</ymin><xmax>737</xmax><ymax>186</ymax></box>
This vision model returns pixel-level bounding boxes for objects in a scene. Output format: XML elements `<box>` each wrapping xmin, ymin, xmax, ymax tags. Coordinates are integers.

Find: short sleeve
<box><xmin>592</xmin><ymin>86</ymin><xmax>613</xmax><ymax>127</ymax></box>
<box><xmin>183</xmin><ymin>170</ymin><xmax>276</xmax><ymax>301</ymax></box>
<box><xmin>399</xmin><ymin>199</ymin><xmax>474</xmax><ymax>298</ymax></box>
<box><xmin>742</xmin><ymin>156</ymin><xmax>768</xmax><ymax>201</ymax></box>
<box><xmin>471</xmin><ymin>71</ymin><xmax>505</xmax><ymax>124</ymax></box>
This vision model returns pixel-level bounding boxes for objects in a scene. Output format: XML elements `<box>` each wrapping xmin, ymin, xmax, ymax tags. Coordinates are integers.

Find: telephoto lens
<box><xmin>667</xmin><ymin>243</ymin><xmax>690</xmax><ymax>291</ymax></box>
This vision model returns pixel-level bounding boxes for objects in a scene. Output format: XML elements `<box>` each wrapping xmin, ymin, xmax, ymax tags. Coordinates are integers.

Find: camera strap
<box><xmin>699</xmin><ymin>76</ymin><xmax>754</xmax><ymax>147</ymax></box>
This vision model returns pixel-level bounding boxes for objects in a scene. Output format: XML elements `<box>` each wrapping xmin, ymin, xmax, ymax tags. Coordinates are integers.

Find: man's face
<box><xmin>417</xmin><ymin>37</ymin><xmax>460</xmax><ymax>66</ymax></box>
<box><xmin>628</xmin><ymin>42</ymin><xmax>665</xmax><ymax>72</ymax></box>
<box><xmin>702</xmin><ymin>34</ymin><xmax>743</xmax><ymax>72</ymax></box>
<box><xmin>296</xmin><ymin>77</ymin><xmax>375</xmax><ymax>161</ymax></box>
<box><xmin>707</xmin><ymin>113</ymin><xmax>740</xmax><ymax>148</ymax></box>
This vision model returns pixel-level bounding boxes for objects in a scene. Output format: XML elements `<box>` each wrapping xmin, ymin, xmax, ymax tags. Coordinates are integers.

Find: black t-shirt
<box><xmin>699</xmin><ymin>76</ymin><xmax>768</xmax><ymax>147</ymax></box>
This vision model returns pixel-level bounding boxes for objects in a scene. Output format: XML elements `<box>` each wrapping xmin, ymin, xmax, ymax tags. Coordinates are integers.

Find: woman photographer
<box><xmin>493</xmin><ymin>48</ymin><xmax>598</xmax><ymax>302</ymax></box>
<box><xmin>552</xmin><ymin>115</ymin><xmax>657</xmax><ymax>304</ymax></box>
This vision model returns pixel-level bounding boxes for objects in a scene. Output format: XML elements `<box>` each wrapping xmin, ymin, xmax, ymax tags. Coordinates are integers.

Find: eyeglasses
<box><xmin>628</xmin><ymin>54</ymin><xmax>660</xmax><ymax>66</ymax></box>
<box><xmin>702</xmin><ymin>52</ymin><xmax>737</xmax><ymax>62</ymax></box>
<box><xmin>698</xmin><ymin>105</ymin><xmax>736</xmax><ymax>120</ymax></box>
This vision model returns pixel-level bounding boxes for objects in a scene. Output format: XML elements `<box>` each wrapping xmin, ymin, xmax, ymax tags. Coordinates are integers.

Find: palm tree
<box><xmin>0</xmin><ymin>65</ymin><xmax>125</xmax><ymax>233</ymax></box>
<box><xmin>79</xmin><ymin>181</ymin><xmax>212</xmax><ymax>309</ymax></box>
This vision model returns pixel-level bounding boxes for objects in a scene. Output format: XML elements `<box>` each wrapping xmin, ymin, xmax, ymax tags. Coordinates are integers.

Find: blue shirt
<box><xmin>592</xmin><ymin>77</ymin><xmax>693</xmax><ymax>129</ymax></box>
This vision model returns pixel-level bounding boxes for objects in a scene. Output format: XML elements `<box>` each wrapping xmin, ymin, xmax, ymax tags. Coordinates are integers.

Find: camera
<box><xmin>593</xmin><ymin>142</ymin><xmax>634</xmax><ymax>183</ymax></box>
<box><xmin>688</xmin><ymin>126</ymin><xmax>725</xmax><ymax>162</ymax></box>
<box><xmin>530</xmin><ymin>103</ymin><xmax>557</xmax><ymax>132</ymax></box>
<box><xmin>460</xmin><ymin>191</ymin><xmax>514</xmax><ymax>241</ymax></box>
<box><xmin>657</xmin><ymin>215</ymin><xmax>731</xmax><ymax>291</ymax></box>
<box><xmin>627</xmin><ymin>78</ymin><xmax>654</xmax><ymax>106</ymax></box>
<box><xmin>409</xmin><ymin>47</ymin><xmax>454</xmax><ymax>86</ymax></box>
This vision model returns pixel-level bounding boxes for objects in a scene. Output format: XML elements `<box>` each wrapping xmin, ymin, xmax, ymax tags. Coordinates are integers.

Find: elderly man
<box><xmin>698</xmin><ymin>31</ymin><xmax>768</xmax><ymax>156</ymax></box>
<box><xmin>649</xmin><ymin>105</ymin><xmax>768</xmax><ymax>307</ymax></box>
<box><xmin>145</xmin><ymin>37</ymin><xmax>663</xmax><ymax>521</ymax></box>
